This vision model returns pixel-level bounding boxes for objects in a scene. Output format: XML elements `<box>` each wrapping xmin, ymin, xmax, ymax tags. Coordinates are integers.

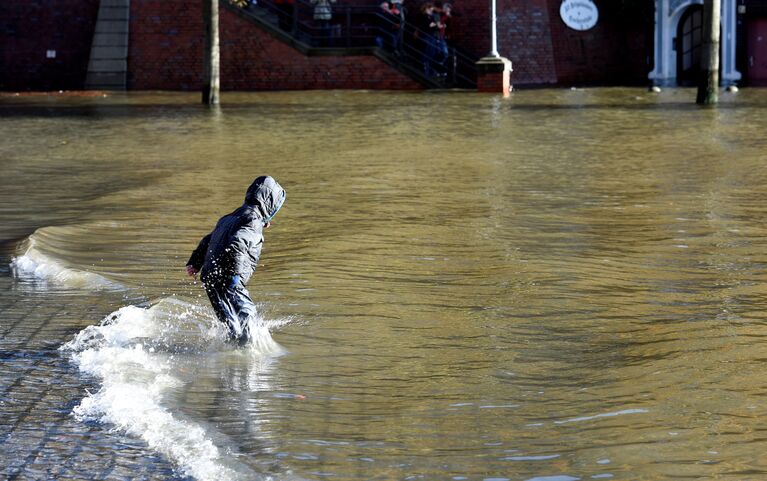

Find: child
<box><xmin>186</xmin><ymin>175</ymin><xmax>286</xmax><ymax>342</ymax></box>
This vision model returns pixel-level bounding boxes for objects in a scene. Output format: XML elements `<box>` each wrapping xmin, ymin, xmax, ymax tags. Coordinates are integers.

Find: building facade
<box><xmin>7</xmin><ymin>0</ymin><xmax>766</xmax><ymax>91</ymax></box>
<box><xmin>650</xmin><ymin>0</ymin><xmax>767</xmax><ymax>87</ymax></box>
<box><xmin>650</xmin><ymin>0</ymin><xmax>740</xmax><ymax>86</ymax></box>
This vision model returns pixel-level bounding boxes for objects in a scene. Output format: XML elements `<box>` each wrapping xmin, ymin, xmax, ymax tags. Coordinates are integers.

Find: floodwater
<box><xmin>1</xmin><ymin>88</ymin><xmax>767</xmax><ymax>481</ymax></box>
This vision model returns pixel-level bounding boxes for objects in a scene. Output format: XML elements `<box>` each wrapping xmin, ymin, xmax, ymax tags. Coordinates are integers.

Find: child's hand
<box><xmin>186</xmin><ymin>265</ymin><xmax>199</xmax><ymax>277</ymax></box>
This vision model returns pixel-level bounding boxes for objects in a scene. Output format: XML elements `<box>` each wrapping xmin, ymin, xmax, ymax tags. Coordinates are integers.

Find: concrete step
<box><xmin>88</xmin><ymin>59</ymin><xmax>127</xmax><ymax>72</ymax></box>
<box><xmin>91</xmin><ymin>32</ymin><xmax>129</xmax><ymax>47</ymax></box>
<box><xmin>98</xmin><ymin>6</ymin><xmax>130</xmax><ymax>21</ymax></box>
<box><xmin>99</xmin><ymin>0</ymin><xmax>129</xmax><ymax>6</ymax></box>
<box><xmin>85</xmin><ymin>72</ymin><xmax>127</xmax><ymax>90</ymax></box>
<box><xmin>95</xmin><ymin>20</ymin><xmax>130</xmax><ymax>34</ymax></box>
<box><xmin>90</xmin><ymin>45</ymin><xmax>128</xmax><ymax>59</ymax></box>
<box><xmin>86</xmin><ymin>0</ymin><xmax>130</xmax><ymax>90</ymax></box>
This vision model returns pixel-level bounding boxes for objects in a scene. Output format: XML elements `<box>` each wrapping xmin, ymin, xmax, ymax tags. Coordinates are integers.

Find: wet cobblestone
<box><xmin>0</xmin><ymin>262</ymin><xmax>186</xmax><ymax>481</ymax></box>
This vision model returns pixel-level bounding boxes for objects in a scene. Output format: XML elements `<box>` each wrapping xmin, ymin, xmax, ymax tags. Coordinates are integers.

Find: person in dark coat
<box><xmin>415</xmin><ymin>3</ymin><xmax>446</xmax><ymax>77</ymax></box>
<box><xmin>186</xmin><ymin>175</ymin><xmax>286</xmax><ymax>343</ymax></box>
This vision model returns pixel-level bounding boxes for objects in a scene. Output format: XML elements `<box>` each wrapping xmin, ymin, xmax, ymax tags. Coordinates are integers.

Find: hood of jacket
<box><xmin>244</xmin><ymin>175</ymin><xmax>286</xmax><ymax>222</ymax></box>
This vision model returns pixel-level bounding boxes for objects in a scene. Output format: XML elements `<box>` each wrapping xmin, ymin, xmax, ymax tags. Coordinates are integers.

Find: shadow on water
<box><xmin>0</xmin><ymin>104</ymin><xmax>223</xmax><ymax>119</ymax></box>
<box><xmin>0</xmin><ymin>100</ymin><xmax>761</xmax><ymax>119</ymax></box>
<box><xmin>499</xmin><ymin>101</ymin><xmax>759</xmax><ymax>111</ymax></box>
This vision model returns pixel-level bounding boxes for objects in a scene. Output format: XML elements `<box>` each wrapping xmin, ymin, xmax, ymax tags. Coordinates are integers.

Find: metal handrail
<box><xmin>230</xmin><ymin>0</ymin><xmax>477</xmax><ymax>88</ymax></box>
<box><xmin>370</xmin><ymin>8</ymin><xmax>478</xmax><ymax>87</ymax></box>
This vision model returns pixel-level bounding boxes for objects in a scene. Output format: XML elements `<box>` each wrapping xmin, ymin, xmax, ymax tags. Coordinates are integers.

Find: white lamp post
<box><xmin>476</xmin><ymin>0</ymin><xmax>511</xmax><ymax>94</ymax></box>
<box><xmin>489</xmin><ymin>0</ymin><xmax>499</xmax><ymax>57</ymax></box>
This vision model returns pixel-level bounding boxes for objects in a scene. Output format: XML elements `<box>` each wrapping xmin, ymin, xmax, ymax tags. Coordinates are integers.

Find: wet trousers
<box><xmin>203</xmin><ymin>274</ymin><xmax>256</xmax><ymax>342</ymax></box>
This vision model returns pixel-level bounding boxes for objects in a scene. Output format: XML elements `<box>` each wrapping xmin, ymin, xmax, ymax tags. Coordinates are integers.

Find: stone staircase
<box><xmin>225</xmin><ymin>1</ymin><xmax>477</xmax><ymax>89</ymax></box>
<box><xmin>85</xmin><ymin>0</ymin><xmax>130</xmax><ymax>90</ymax></box>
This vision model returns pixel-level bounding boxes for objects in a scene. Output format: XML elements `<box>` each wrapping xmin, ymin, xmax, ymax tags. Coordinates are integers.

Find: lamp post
<box><xmin>202</xmin><ymin>0</ymin><xmax>220</xmax><ymax>105</ymax></box>
<box><xmin>476</xmin><ymin>0</ymin><xmax>512</xmax><ymax>95</ymax></box>
<box><xmin>696</xmin><ymin>0</ymin><xmax>720</xmax><ymax>104</ymax></box>
<box><xmin>489</xmin><ymin>0</ymin><xmax>499</xmax><ymax>57</ymax></box>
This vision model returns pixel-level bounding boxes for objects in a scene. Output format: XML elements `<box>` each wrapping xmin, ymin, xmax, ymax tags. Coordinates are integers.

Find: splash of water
<box><xmin>61</xmin><ymin>297</ymin><xmax>287</xmax><ymax>481</ymax></box>
<box><xmin>11</xmin><ymin>235</ymin><xmax>121</xmax><ymax>290</ymax></box>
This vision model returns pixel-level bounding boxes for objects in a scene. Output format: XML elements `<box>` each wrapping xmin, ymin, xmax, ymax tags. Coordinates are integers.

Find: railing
<box><xmin>228</xmin><ymin>0</ymin><xmax>477</xmax><ymax>88</ymax></box>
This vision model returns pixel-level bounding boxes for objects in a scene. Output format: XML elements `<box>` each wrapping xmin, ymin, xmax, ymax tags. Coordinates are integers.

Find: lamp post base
<box><xmin>476</xmin><ymin>56</ymin><xmax>512</xmax><ymax>96</ymax></box>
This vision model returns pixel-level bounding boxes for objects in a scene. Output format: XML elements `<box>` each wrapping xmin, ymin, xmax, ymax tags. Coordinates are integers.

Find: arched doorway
<box><xmin>676</xmin><ymin>5</ymin><xmax>703</xmax><ymax>85</ymax></box>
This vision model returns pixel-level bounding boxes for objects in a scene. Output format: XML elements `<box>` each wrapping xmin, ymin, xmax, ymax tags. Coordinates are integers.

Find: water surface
<box><xmin>1</xmin><ymin>88</ymin><xmax>767</xmax><ymax>480</ymax></box>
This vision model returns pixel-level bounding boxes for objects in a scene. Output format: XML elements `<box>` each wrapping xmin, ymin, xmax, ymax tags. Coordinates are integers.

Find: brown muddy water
<box><xmin>1</xmin><ymin>88</ymin><xmax>767</xmax><ymax>481</ymax></box>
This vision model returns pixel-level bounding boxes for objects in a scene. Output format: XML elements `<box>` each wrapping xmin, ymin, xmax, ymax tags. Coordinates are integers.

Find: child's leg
<box><xmin>204</xmin><ymin>281</ymin><xmax>238</xmax><ymax>337</ymax></box>
<box><xmin>228</xmin><ymin>279</ymin><xmax>258</xmax><ymax>341</ymax></box>
<box><xmin>204</xmin><ymin>276</ymin><xmax>257</xmax><ymax>342</ymax></box>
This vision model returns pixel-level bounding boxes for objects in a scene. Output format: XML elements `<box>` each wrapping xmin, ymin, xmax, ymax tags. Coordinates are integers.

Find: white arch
<box><xmin>649</xmin><ymin>0</ymin><xmax>740</xmax><ymax>86</ymax></box>
<box><xmin>669</xmin><ymin>0</ymin><xmax>703</xmax><ymax>81</ymax></box>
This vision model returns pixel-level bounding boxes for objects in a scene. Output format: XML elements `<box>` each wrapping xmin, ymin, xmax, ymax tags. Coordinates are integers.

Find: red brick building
<box><xmin>0</xmin><ymin>0</ymin><xmax>101</xmax><ymax>91</ymax></box>
<box><xmin>0</xmin><ymin>0</ymin><xmax>652</xmax><ymax>91</ymax></box>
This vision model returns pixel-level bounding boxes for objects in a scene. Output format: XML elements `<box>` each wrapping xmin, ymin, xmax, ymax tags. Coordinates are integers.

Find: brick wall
<box><xmin>441</xmin><ymin>0</ymin><xmax>557</xmax><ymax>84</ymax></box>
<box><xmin>129</xmin><ymin>0</ymin><xmax>422</xmax><ymax>90</ymax></box>
<box><xmin>497</xmin><ymin>0</ymin><xmax>557</xmax><ymax>84</ymax></box>
<box><xmin>0</xmin><ymin>0</ymin><xmax>650</xmax><ymax>91</ymax></box>
<box><xmin>0</xmin><ymin>0</ymin><xmax>100</xmax><ymax>91</ymax></box>
<box><xmin>546</xmin><ymin>0</ymin><xmax>651</xmax><ymax>85</ymax></box>
<box><xmin>447</xmin><ymin>0</ymin><xmax>490</xmax><ymax>57</ymax></box>
<box><xmin>438</xmin><ymin>0</ymin><xmax>649</xmax><ymax>86</ymax></box>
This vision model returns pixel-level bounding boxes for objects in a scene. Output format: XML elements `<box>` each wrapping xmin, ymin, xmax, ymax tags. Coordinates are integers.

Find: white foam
<box><xmin>11</xmin><ymin>241</ymin><xmax>120</xmax><ymax>290</ymax></box>
<box><xmin>72</xmin><ymin>345</ymin><xmax>236</xmax><ymax>480</ymax></box>
<box><xmin>62</xmin><ymin>298</ymin><xmax>287</xmax><ymax>481</ymax></box>
<box><xmin>554</xmin><ymin>408</ymin><xmax>649</xmax><ymax>425</ymax></box>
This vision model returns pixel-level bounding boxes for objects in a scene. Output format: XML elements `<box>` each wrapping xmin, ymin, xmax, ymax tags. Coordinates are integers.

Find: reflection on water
<box><xmin>1</xmin><ymin>88</ymin><xmax>767</xmax><ymax>480</ymax></box>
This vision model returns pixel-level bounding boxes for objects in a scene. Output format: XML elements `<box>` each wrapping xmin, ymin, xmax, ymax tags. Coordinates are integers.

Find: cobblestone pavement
<box><xmin>0</xmin><ymin>257</ymin><xmax>187</xmax><ymax>481</ymax></box>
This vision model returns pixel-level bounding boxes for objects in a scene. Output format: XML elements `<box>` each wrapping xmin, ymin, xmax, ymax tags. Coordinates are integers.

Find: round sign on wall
<box><xmin>560</xmin><ymin>0</ymin><xmax>598</xmax><ymax>31</ymax></box>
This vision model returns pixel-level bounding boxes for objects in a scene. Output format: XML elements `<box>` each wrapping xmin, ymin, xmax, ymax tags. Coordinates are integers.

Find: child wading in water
<box><xmin>186</xmin><ymin>175</ymin><xmax>286</xmax><ymax>343</ymax></box>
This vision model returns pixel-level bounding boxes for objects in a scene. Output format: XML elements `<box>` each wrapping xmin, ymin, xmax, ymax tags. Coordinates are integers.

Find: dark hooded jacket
<box><xmin>187</xmin><ymin>176</ymin><xmax>285</xmax><ymax>285</ymax></box>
